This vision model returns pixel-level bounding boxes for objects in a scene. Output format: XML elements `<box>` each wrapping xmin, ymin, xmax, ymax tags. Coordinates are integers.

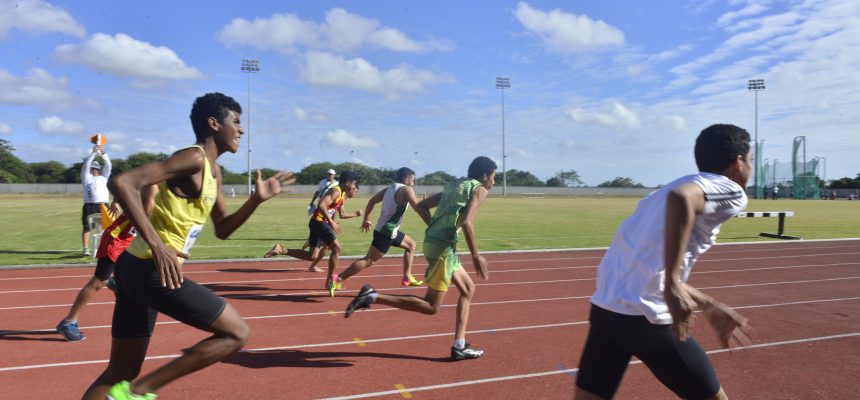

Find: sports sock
<box><xmin>368</xmin><ymin>292</ymin><xmax>378</xmax><ymax>302</ymax></box>
<box><xmin>453</xmin><ymin>338</ymin><xmax>465</xmax><ymax>349</ymax></box>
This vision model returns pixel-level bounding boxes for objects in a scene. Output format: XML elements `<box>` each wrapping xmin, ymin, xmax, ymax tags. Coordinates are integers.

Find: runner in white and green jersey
<box><xmin>336</xmin><ymin>167</ymin><xmax>432</xmax><ymax>288</ymax></box>
<box><xmin>345</xmin><ymin>157</ymin><xmax>497</xmax><ymax>361</ymax></box>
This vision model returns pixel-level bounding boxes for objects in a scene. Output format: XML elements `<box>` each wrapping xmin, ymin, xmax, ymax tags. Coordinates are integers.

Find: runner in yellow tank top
<box><xmin>83</xmin><ymin>93</ymin><xmax>295</xmax><ymax>400</ymax></box>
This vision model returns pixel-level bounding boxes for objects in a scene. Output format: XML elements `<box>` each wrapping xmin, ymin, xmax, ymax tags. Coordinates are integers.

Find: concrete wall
<box><xmin>4</xmin><ymin>183</ymin><xmax>858</xmax><ymax>199</ymax></box>
<box><xmin>1</xmin><ymin>183</ymin><xmax>654</xmax><ymax>197</ymax></box>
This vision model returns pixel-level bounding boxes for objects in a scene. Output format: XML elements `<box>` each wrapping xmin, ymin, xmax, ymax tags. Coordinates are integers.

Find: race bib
<box><xmin>182</xmin><ymin>224</ymin><xmax>203</xmax><ymax>254</ymax></box>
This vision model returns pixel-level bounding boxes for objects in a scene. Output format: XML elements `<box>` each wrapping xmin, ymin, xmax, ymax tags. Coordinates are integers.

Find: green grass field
<box><xmin>1</xmin><ymin>194</ymin><xmax>857</xmax><ymax>266</ymax></box>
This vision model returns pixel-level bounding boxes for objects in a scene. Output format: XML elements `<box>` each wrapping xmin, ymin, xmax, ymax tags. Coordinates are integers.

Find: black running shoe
<box><xmin>451</xmin><ymin>343</ymin><xmax>484</xmax><ymax>361</ymax></box>
<box><xmin>345</xmin><ymin>284</ymin><xmax>376</xmax><ymax>318</ymax></box>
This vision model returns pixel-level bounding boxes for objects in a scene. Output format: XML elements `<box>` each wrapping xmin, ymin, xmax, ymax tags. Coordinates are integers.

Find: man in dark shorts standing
<box><xmin>82</xmin><ymin>92</ymin><xmax>294</xmax><ymax>400</ymax></box>
<box><xmin>575</xmin><ymin>124</ymin><xmax>755</xmax><ymax>400</ymax></box>
<box><xmin>80</xmin><ymin>145</ymin><xmax>113</xmax><ymax>256</ymax></box>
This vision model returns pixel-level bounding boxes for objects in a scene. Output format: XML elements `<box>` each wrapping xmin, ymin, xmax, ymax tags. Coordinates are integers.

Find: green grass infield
<box><xmin>1</xmin><ymin>194</ymin><xmax>857</xmax><ymax>266</ymax></box>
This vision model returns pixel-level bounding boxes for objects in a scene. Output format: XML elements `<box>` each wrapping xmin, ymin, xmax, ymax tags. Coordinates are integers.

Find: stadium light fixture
<box><xmin>495</xmin><ymin>77</ymin><xmax>510</xmax><ymax>196</ymax></box>
<box><xmin>748</xmin><ymin>78</ymin><xmax>765</xmax><ymax>198</ymax></box>
<box><xmin>241</xmin><ymin>59</ymin><xmax>260</xmax><ymax>195</ymax></box>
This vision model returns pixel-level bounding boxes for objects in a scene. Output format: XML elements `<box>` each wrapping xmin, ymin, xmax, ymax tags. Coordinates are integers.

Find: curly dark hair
<box><xmin>694</xmin><ymin>124</ymin><xmax>751</xmax><ymax>173</ymax></box>
<box><xmin>467</xmin><ymin>156</ymin><xmax>498</xmax><ymax>180</ymax></box>
<box><xmin>189</xmin><ymin>93</ymin><xmax>242</xmax><ymax>142</ymax></box>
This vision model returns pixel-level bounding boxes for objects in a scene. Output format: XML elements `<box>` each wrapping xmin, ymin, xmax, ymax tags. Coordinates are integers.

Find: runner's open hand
<box><xmin>665</xmin><ymin>282</ymin><xmax>697</xmax><ymax>341</ymax></box>
<box><xmin>253</xmin><ymin>170</ymin><xmax>295</xmax><ymax>203</ymax></box>
<box><xmin>704</xmin><ymin>302</ymin><xmax>754</xmax><ymax>348</ymax></box>
<box><xmin>150</xmin><ymin>242</ymin><xmax>189</xmax><ymax>289</ymax></box>
<box><xmin>331</xmin><ymin>220</ymin><xmax>343</xmax><ymax>235</ymax></box>
<box><xmin>473</xmin><ymin>255</ymin><xmax>489</xmax><ymax>281</ymax></box>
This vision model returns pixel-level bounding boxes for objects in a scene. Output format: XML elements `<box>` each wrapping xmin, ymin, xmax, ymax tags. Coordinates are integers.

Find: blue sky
<box><xmin>1</xmin><ymin>0</ymin><xmax>857</xmax><ymax>186</ymax></box>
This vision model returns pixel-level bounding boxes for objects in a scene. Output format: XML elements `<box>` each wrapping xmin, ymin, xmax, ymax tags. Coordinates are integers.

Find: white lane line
<box><xmin>2</xmin><ymin>258</ymin><xmax>858</xmax><ymax>295</ymax></box>
<box><xmin>3</xmin><ymin>244</ymin><xmax>858</xmax><ymax>281</ymax></box>
<box><xmin>3</xmin><ymin>270</ymin><xmax>860</xmax><ymax>311</ymax></box>
<box><xmin>318</xmin><ymin>332</ymin><xmax>860</xmax><ymax>400</ymax></box>
<box><xmin>699</xmin><ymin>276</ymin><xmax>860</xmax><ymax>290</ymax></box>
<box><xmin>6</xmin><ymin>294</ymin><xmax>860</xmax><ymax>334</ymax></box>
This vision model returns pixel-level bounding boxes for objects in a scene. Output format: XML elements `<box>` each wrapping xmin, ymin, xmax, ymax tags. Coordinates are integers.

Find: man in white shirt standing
<box><xmin>308</xmin><ymin>168</ymin><xmax>338</xmax><ymax>215</ymax></box>
<box><xmin>81</xmin><ymin>145</ymin><xmax>112</xmax><ymax>256</ymax></box>
<box><xmin>576</xmin><ymin>124</ymin><xmax>754</xmax><ymax>400</ymax></box>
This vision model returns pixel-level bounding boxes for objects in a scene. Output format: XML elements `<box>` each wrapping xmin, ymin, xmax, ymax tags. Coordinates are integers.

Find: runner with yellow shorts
<box><xmin>345</xmin><ymin>156</ymin><xmax>497</xmax><ymax>361</ymax></box>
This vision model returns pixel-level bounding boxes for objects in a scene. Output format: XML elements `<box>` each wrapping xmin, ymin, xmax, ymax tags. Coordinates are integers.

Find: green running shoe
<box><xmin>107</xmin><ymin>380</ymin><xmax>157</xmax><ymax>400</ymax></box>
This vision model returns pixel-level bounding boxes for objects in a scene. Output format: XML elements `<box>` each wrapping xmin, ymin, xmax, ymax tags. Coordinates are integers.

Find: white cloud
<box><xmin>514</xmin><ymin>2</ymin><xmax>624</xmax><ymax>54</ymax></box>
<box><xmin>292</xmin><ymin>106</ymin><xmax>328</xmax><ymax>122</ymax></box>
<box><xmin>293</xmin><ymin>107</ymin><xmax>308</xmax><ymax>121</ymax></box>
<box><xmin>566</xmin><ymin>102</ymin><xmax>640</xmax><ymax>129</ymax></box>
<box><xmin>0</xmin><ymin>0</ymin><xmax>85</xmax><ymax>40</ymax></box>
<box><xmin>0</xmin><ymin>122</ymin><xmax>11</xmax><ymax>135</ymax></box>
<box><xmin>0</xmin><ymin>68</ymin><xmax>75</xmax><ymax>106</ymax></box>
<box><xmin>660</xmin><ymin>115</ymin><xmax>686</xmax><ymax>130</ymax></box>
<box><xmin>37</xmin><ymin>115</ymin><xmax>83</xmax><ymax>135</ymax></box>
<box><xmin>508</xmin><ymin>147</ymin><xmax>533</xmax><ymax>159</ymax></box>
<box><xmin>54</xmin><ymin>33</ymin><xmax>203</xmax><ymax>83</ymax></box>
<box><xmin>323</xmin><ymin>128</ymin><xmax>378</xmax><ymax>149</ymax></box>
<box><xmin>718</xmin><ymin>1</ymin><xmax>770</xmax><ymax>27</ymax></box>
<box><xmin>300</xmin><ymin>51</ymin><xmax>448</xmax><ymax>99</ymax></box>
<box><xmin>217</xmin><ymin>13</ymin><xmax>319</xmax><ymax>53</ymax></box>
<box><xmin>218</xmin><ymin>8</ymin><xmax>427</xmax><ymax>53</ymax></box>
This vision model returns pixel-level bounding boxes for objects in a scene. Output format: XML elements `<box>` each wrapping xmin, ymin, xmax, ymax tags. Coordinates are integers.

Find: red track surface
<box><xmin>1</xmin><ymin>240</ymin><xmax>858</xmax><ymax>399</ymax></box>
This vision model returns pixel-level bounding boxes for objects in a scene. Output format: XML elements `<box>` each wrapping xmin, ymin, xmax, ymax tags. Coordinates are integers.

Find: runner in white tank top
<box><xmin>335</xmin><ymin>167</ymin><xmax>432</xmax><ymax>288</ymax></box>
<box><xmin>576</xmin><ymin>124</ymin><xmax>756</xmax><ymax>400</ymax></box>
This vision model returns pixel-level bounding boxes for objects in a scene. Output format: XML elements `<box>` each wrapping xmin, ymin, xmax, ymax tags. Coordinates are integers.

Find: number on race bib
<box><xmin>182</xmin><ymin>224</ymin><xmax>204</xmax><ymax>254</ymax></box>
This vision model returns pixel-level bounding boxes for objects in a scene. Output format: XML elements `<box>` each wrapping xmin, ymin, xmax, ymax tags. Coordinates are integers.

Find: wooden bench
<box><xmin>735</xmin><ymin>211</ymin><xmax>800</xmax><ymax>240</ymax></box>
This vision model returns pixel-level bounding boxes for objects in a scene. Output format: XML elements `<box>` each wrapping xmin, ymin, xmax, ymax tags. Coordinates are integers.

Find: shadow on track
<box><xmin>224</xmin><ymin>348</ymin><xmax>449</xmax><ymax>369</ymax></box>
<box><xmin>0</xmin><ymin>329</ymin><xmax>66</xmax><ymax>342</ymax></box>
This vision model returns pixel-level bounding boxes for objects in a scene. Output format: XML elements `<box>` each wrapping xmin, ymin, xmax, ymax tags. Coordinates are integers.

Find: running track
<box><xmin>1</xmin><ymin>240</ymin><xmax>858</xmax><ymax>399</ymax></box>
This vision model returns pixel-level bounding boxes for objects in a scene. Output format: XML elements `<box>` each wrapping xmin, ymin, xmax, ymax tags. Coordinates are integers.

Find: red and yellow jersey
<box><xmin>312</xmin><ymin>186</ymin><xmax>345</xmax><ymax>224</ymax></box>
<box><xmin>95</xmin><ymin>214</ymin><xmax>137</xmax><ymax>262</ymax></box>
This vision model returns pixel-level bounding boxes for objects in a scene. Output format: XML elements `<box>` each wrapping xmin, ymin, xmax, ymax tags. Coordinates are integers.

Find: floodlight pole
<box><xmin>748</xmin><ymin>78</ymin><xmax>765</xmax><ymax>199</ymax></box>
<box><xmin>496</xmin><ymin>77</ymin><xmax>510</xmax><ymax>196</ymax></box>
<box><xmin>241</xmin><ymin>59</ymin><xmax>260</xmax><ymax>195</ymax></box>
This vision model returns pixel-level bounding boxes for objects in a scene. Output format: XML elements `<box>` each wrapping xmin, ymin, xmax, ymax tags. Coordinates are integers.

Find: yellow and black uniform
<box><xmin>112</xmin><ymin>145</ymin><xmax>225</xmax><ymax>339</ymax></box>
<box><xmin>307</xmin><ymin>186</ymin><xmax>345</xmax><ymax>248</ymax></box>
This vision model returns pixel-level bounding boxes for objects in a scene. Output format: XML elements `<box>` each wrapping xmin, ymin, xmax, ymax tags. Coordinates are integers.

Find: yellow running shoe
<box><xmin>327</xmin><ymin>273</ymin><xmax>342</xmax><ymax>297</ymax></box>
<box><xmin>401</xmin><ymin>275</ymin><xmax>424</xmax><ymax>287</ymax></box>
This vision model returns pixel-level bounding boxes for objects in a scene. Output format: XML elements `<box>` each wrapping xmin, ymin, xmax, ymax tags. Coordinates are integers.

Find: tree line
<box><xmin>16</xmin><ymin>139</ymin><xmax>859</xmax><ymax>188</ymax></box>
<box><xmin>2</xmin><ymin>139</ymin><xmax>602</xmax><ymax>186</ymax></box>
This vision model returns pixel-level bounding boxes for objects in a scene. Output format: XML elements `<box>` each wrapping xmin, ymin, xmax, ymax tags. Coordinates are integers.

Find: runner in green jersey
<box><xmin>345</xmin><ymin>156</ymin><xmax>496</xmax><ymax>361</ymax></box>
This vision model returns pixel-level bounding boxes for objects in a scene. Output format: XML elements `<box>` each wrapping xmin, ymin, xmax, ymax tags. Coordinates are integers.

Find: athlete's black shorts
<box><xmin>308</xmin><ymin>219</ymin><xmax>336</xmax><ymax>248</ymax></box>
<box><xmin>371</xmin><ymin>230</ymin><xmax>405</xmax><ymax>253</ymax></box>
<box><xmin>93</xmin><ymin>257</ymin><xmax>115</xmax><ymax>281</ymax></box>
<box><xmin>111</xmin><ymin>252</ymin><xmax>226</xmax><ymax>339</ymax></box>
<box><xmin>576</xmin><ymin>304</ymin><xmax>721</xmax><ymax>400</ymax></box>
<box><xmin>81</xmin><ymin>203</ymin><xmax>103</xmax><ymax>229</ymax></box>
